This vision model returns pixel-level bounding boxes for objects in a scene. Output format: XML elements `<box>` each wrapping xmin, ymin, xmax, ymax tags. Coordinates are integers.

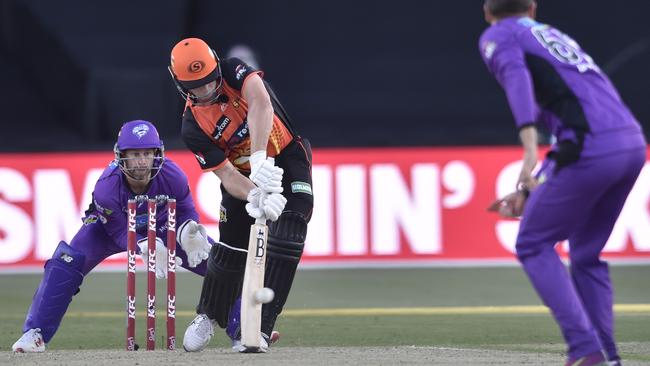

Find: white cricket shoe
<box><xmin>12</xmin><ymin>328</ymin><xmax>46</xmax><ymax>353</ymax></box>
<box><xmin>231</xmin><ymin>331</ymin><xmax>280</xmax><ymax>353</ymax></box>
<box><xmin>182</xmin><ymin>314</ymin><xmax>215</xmax><ymax>352</ymax></box>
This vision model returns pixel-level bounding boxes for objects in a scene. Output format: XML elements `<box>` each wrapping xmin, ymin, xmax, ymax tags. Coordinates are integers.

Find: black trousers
<box><xmin>218</xmin><ymin>137</ymin><xmax>313</xmax><ymax>250</ymax></box>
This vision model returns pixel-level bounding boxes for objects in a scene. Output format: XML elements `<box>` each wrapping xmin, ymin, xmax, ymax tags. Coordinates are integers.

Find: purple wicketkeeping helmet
<box><xmin>113</xmin><ymin>120</ymin><xmax>165</xmax><ymax>182</ymax></box>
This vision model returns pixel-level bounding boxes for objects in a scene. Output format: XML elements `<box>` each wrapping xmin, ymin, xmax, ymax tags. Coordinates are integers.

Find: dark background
<box><xmin>0</xmin><ymin>0</ymin><xmax>648</xmax><ymax>151</ymax></box>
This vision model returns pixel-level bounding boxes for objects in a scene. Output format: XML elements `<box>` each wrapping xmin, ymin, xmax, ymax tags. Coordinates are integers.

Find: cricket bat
<box><xmin>240</xmin><ymin>205</ymin><xmax>269</xmax><ymax>352</ymax></box>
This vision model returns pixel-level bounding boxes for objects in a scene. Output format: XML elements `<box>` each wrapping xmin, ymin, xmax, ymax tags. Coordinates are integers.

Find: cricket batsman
<box><xmin>167</xmin><ymin>38</ymin><xmax>313</xmax><ymax>352</ymax></box>
<box><xmin>11</xmin><ymin>120</ymin><xmax>246</xmax><ymax>352</ymax></box>
<box><xmin>480</xmin><ymin>1</ymin><xmax>646</xmax><ymax>365</ymax></box>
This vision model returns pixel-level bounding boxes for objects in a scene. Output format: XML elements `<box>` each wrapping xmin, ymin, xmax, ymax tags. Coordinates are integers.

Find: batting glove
<box><xmin>262</xmin><ymin>193</ymin><xmax>287</xmax><ymax>222</ymax></box>
<box><xmin>249</xmin><ymin>151</ymin><xmax>284</xmax><ymax>194</ymax></box>
<box><xmin>246</xmin><ymin>187</ymin><xmax>265</xmax><ymax>220</ymax></box>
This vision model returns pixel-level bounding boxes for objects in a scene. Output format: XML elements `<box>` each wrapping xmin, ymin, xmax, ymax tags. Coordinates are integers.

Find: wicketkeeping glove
<box><xmin>137</xmin><ymin>237</ymin><xmax>183</xmax><ymax>279</ymax></box>
<box><xmin>177</xmin><ymin>220</ymin><xmax>211</xmax><ymax>267</ymax></box>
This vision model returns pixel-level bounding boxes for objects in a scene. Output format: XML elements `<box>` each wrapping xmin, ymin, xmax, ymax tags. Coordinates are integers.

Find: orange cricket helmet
<box><xmin>168</xmin><ymin>38</ymin><xmax>223</xmax><ymax>103</ymax></box>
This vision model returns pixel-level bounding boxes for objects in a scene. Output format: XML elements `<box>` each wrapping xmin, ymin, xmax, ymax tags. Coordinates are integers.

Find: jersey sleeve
<box><xmin>480</xmin><ymin>28</ymin><xmax>539</xmax><ymax>129</ymax></box>
<box><xmin>181</xmin><ymin>108</ymin><xmax>228</xmax><ymax>171</ymax></box>
<box><xmin>221</xmin><ymin>57</ymin><xmax>263</xmax><ymax>91</ymax></box>
<box><xmin>92</xmin><ymin>185</ymin><xmax>144</xmax><ymax>251</ymax></box>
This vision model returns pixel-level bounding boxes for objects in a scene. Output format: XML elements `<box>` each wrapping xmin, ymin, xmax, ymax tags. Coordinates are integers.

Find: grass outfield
<box><xmin>1</xmin><ymin>266</ymin><xmax>649</xmax><ymax>363</ymax></box>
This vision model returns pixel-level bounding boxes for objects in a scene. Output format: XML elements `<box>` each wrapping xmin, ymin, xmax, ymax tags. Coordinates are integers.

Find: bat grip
<box><xmin>255</xmin><ymin>190</ymin><xmax>267</xmax><ymax>225</ymax></box>
<box><xmin>254</xmin><ymin>156</ymin><xmax>273</xmax><ymax>225</ymax></box>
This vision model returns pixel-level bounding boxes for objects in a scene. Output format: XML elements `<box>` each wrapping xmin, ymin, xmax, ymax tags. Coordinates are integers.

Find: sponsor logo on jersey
<box><xmin>219</xmin><ymin>205</ymin><xmax>227</xmax><ymax>223</ymax></box>
<box><xmin>212</xmin><ymin>116</ymin><xmax>231</xmax><ymax>140</ymax></box>
<box><xmin>194</xmin><ymin>152</ymin><xmax>207</xmax><ymax>165</ymax></box>
<box><xmin>235</xmin><ymin>65</ymin><xmax>247</xmax><ymax>80</ymax></box>
<box><xmin>83</xmin><ymin>215</ymin><xmax>99</xmax><ymax>225</ymax></box>
<box><xmin>226</xmin><ymin>120</ymin><xmax>249</xmax><ymax>147</ymax></box>
<box><xmin>482</xmin><ymin>41</ymin><xmax>497</xmax><ymax>60</ymax></box>
<box><xmin>291</xmin><ymin>181</ymin><xmax>313</xmax><ymax>195</ymax></box>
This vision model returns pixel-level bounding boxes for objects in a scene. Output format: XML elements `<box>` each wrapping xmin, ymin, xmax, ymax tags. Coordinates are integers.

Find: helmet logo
<box><xmin>188</xmin><ymin>61</ymin><xmax>205</xmax><ymax>73</ymax></box>
<box><xmin>132</xmin><ymin>124</ymin><xmax>150</xmax><ymax>139</ymax></box>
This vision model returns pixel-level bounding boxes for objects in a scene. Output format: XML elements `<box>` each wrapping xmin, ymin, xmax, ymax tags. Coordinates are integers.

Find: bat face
<box><xmin>240</xmin><ymin>222</ymin><xmax>268</xmax><ymax>351</ymax></box>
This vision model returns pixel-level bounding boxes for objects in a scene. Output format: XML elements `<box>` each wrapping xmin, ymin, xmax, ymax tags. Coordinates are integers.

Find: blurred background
<box><xmin>1</xmin><ymin>0</ymin><xmax>648</xmax><ymax>152</ymax></box>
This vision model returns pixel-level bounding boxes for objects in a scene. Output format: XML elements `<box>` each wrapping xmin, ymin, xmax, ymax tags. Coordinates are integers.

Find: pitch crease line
<box><xmin>58</xmin><ymin>304</ymin><xmax>650</xmax><ymax>318</ymax></box>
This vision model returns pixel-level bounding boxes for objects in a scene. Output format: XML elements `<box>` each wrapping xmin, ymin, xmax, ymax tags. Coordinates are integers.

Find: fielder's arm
<box><xmin>518</xmin><ymin>125</ymin><xmax>539</xmax><ymax>192</ymax></box>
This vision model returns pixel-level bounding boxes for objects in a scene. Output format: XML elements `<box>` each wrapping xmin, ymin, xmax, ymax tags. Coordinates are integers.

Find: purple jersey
<box><xmin>479</xmin><ymin>17</ymin><xmax>645</xmax><ymax>157</ymax></box>
<box><xmin>88</xmin><ymin>158</ymin><xmax>199</xmax><ymax>250</ymax></box>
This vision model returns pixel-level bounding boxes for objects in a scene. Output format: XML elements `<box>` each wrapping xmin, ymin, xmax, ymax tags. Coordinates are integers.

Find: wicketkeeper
<box><xmin>168</xmin><ymin>38</ymin><xmax>313</xmax><ymax>352</ymax></box>
<box><xmin>11</xmin><ymin>120</ymin><xmax>260</xmax><ymax>352</ymax></box>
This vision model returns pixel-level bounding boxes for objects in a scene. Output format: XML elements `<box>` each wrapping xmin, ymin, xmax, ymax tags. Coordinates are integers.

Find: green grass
<box><xmin>1</xmin><ymin>266</ymin><xmax>649</xmax><ymax>360</ymax></box>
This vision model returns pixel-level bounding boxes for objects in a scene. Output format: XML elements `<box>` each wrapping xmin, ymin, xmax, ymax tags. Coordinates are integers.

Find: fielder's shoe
<box><xmin>12</xmin><ymin>328</ymin><xmax>45</xmax><ymax>353</ymax></box>
<box><xmin>607</xmin><ymin>360</ymin><xmax>622</xmax><ymax>366</ymax></box>
<box><xmin>182</xmin><ymin>314</ymin><xmax>215</xmax><ymax>352</ymax></box>
<box><xmin>566</xmin><ymin>351</ymin><xmax>608</xmax><ymax>366</ymax></box>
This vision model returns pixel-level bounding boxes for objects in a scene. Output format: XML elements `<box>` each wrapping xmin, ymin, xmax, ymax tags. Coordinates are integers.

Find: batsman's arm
<box><xmin>242</xmin><ymin>74</ymin><xmax>273</xmax><ymax>155</ymax></box>
<box><xmin>213</xmin><ymin>161</ymin><xmax>257</xmax><ymax>201</ymax></box>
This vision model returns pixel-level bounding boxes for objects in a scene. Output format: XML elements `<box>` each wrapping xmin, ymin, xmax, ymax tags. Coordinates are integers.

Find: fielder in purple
<box><xmin>12</xmin><ymin>120</ymin><xmax>213</xmax><ymax>352</ymax></box>
<box><xmin>480</xmin><ymin>1</ymin><xmax>646</xmax><ymax>365</ymax></box>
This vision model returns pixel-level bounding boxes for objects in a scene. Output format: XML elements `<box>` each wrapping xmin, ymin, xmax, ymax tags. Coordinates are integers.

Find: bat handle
<box><xmin>255</xmin><ymin>189</ymin><xmax>267</xmax><ymax>225</ymax></box>
<box><xmin>254</xmin><ymin>156</ymin><xmax>274</xmax><ymax>225</ymax></box>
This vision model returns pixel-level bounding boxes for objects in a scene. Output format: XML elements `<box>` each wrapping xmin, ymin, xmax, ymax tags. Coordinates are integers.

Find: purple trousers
<box><xmin>24</xmin><ymin>220</ymin><xmax>208</xmax><ymax>342</ymax></box>
<box><xmin>67</xmin><ymin>220</ymin><xmax>208</xmax><ymax>276</ymax></box>
<box><xmin>516</xmin><ymin>147</ymin><xmax>645</xmax><ymax>361</ymax></box>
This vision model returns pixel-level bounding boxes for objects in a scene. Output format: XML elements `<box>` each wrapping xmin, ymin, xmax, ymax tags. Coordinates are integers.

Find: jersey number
<box><xmin>531</xmin><ymin>25</ymin><xmax>600</xmax><ymax>74</ymax></box>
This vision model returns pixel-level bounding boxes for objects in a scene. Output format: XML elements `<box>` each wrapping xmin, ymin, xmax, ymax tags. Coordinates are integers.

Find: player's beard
<box><xmin>129</xmin><ymin>167</ymin><xmax>152</xmax><ymax>182</ymax></box>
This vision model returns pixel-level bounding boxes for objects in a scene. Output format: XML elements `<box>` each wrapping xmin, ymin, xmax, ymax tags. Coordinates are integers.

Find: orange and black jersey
<box><xmin>181</xmin><ymin>57</ymin><xmax>296</xmax><ymax>173</ymax></box>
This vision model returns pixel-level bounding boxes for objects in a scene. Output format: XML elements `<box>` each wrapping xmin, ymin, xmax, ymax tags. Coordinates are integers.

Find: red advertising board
<box><xmin>0</xmin><ymin>147</ymin><xmax>648</xmax><ymax>272</ymax></box>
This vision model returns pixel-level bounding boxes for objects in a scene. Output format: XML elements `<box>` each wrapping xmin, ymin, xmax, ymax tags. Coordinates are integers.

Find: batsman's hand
<box><xmin>177</xmin><ymin>220</ymin><xmax>211</xmax><ymax>267</ymax></box>
<box><xmin>137</xmin><ymin>237</ymin><xmax>183</xmax><ymax>279</ymax></box>
<box><xmin>487</xmin><ymin>191</ymin><xmax>527</xmax><ymax>218</ymax></box>
<box><xmin>246</xmin><ymin>188</ymin><xmax>287</xmax><ymax>221</ymax></box>
<box><xmin>249</xmin><ymin>151</ymin><xmax>284</xmax><ymax>194</ymax></box>
<box><xmin>246</xmin><ymin>187</ymin><xmax>265</xmax><ymax>220</ymax></box>
<box><xmin>262</xmin><ymin>192</ymin><xmax>287</xmax><ymax>222</ymax></box>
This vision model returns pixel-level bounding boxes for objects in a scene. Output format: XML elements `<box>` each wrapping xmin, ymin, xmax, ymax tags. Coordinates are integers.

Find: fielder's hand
<box><xmin>177</xmin><ymin>220</ymin><xmax>211</xmax><ymax>267</ymax></box>
<box><xmin>487</xmin><ymin>191</ymin><xmax>527</xmax><ymax>218</ymax></box>
<box><xmin>137</xmin><ymin>237</ymin><xmax>183</xmax><ymax>279</ymax></box>
<box><xmin>249</xmin><ymin>151</ymin><xmax>284</xmax><ymax>193</ymax></box>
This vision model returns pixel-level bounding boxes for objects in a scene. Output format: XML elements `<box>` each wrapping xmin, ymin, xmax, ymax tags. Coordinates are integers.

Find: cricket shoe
<box><xmin>565</xmin><ymin>351</ymin><xmax>608</xmax><ymax>366</ymax></box>
<box><xmin>12</xmin><ymin>328</ymin><xmax>46</xmax><ymax>353</ymax></box>
<box><xmin>182</xmin><ymin>314</ymin><xmax>215</xmax><ymax>352</ymax></box>
<box><xmin>607</xmin><ymin>361</ymin><xmax>622</xmax><ymax>366</ymax></box>
<box><xmin>230</xmin><ymin>331</ymin><xmax>280</xmax><ymax>353</ymax></box>
<box><xmin>225</xmin><ymin>297</ymin><xmax>280</xmax><ymax>352</ymax></box>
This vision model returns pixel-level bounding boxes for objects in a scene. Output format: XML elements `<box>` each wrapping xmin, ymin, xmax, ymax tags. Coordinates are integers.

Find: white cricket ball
<box><xmin>254</xmin><ymin>287</ymin><xmax>275</xmax><ymax>304</ymax></box>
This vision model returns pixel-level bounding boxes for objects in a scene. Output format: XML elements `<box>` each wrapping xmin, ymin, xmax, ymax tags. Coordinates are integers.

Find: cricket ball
<box><xmin>254</xmin><ymin>287</ymin><xmax>275</xmax><ymax>304</ymax></box>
